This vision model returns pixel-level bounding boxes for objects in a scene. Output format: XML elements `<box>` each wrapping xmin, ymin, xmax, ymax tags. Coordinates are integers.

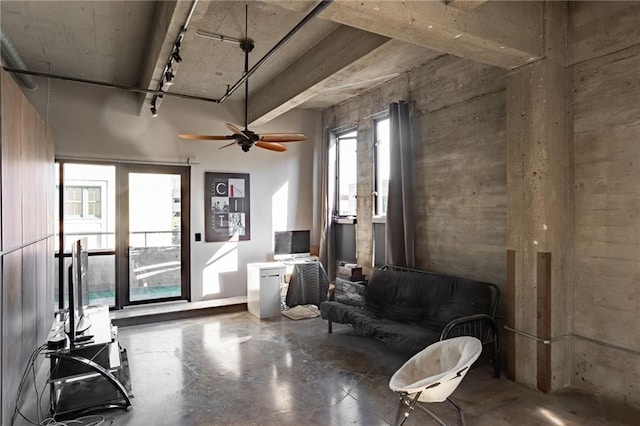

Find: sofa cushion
<box><xmin>418</xmin><ymin>275</ymin><xmax>492</xmax><ymax>327</ymax></box>
<box><xmin>365</xmin><ymin>319</ymin><xmax>442</xmax><ymax>354</ymax></box>
<box><xmin>365</xmin><ymin>269</ymin><xmax>430</xmax><ymax>322</ymax></box>
<box><xmin>320</xmin><ymin>301</ymin><xmax>377</xmax><ymax>331</ymax></box>
<box><xmin>334</xmin><ymin>277</ymin><xmax>366</xmax><ymax>307</ymax></box>
<box><xmin>365</xmin><ymin>269</ymin><xmax>492</xmax><ymax>325</ymax></box>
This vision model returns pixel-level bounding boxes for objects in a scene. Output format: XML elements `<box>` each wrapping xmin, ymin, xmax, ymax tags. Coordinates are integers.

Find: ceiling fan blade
<box><xmin>256</xmin><ymin>141</ymin><xmax>287</xmax><ymax>152</ymax></box>
<box><xmin>225</xmin><ymin>123</ymin><xmax>249</xmax><ymax>138</ymax></box>
<box><xmin>178</xmin><ymin>134</ymin><xmax>231</xmax><ymax>140</ymax></box>
<box><xmin>219</xmin><ymin>141</ymin><xmax>238</xmax><ymax>150</ymax></box>
<box><xmin>258</xmin><ymin>133</ymin><xmax>306</xmax><ymax>142</ymax></box>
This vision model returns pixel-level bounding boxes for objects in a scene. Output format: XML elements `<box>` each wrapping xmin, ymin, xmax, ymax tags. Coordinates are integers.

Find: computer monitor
<box><xmin>274</xmin><ymin>230</ymin><xmax>311</xmax><ymax>260</ymax></box>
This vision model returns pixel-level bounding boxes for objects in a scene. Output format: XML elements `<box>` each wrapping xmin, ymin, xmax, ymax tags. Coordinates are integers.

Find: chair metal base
<box><xmin>394</xmin><ymin>392</ymin><xmax>466</xmax><ymax>426</ymax></box>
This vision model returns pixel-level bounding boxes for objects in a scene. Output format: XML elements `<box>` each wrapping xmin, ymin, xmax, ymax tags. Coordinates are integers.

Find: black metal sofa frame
<box><xmin>321</xmin><ymin>265</ymin><xmax>501</xmax><ymax>377</ymax></box>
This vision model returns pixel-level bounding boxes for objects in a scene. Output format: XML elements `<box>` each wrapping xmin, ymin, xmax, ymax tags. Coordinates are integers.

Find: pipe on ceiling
<box><xmin>0</xmin><ymin>31</ymin><xmax>37</xmax><ymax>90</ymax></box>
<box><xmin>0</xmin><ymin>66</ymin><xmax>220</xmax><ymax>103</ymax></box>
<box><xmin>218</xmin><ymin>0</ymin><xmax>333</xmax><ymax>103</ymax></box>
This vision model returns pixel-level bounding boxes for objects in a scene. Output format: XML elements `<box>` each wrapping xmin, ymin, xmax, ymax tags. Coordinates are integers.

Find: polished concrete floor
<box><xmin>18</xmin><ymin>311</ymin><xmax>640</xmax><ymax>425</ymax></box>
<box><xmin>103</xmin><ymin>312</ymin><xmax>639</xmax><ymax>426</ymax></box>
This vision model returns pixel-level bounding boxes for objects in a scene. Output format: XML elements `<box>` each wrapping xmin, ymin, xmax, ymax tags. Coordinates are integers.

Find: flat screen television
<box><xmin>274</xmin><ymin>230</ymin><xmax>311</xmax><ymax>260</ymax></box>
<box><xmin>66</xmin><ymin>237</ymin><xmax>91</xmax><ymax>345</ymax></box>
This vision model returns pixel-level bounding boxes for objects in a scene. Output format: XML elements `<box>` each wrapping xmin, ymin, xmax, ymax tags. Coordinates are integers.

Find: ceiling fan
<box><xmin>178</xmin><ymin>7</ymin><xmax>306</xmax><ymax>153</ymax></box>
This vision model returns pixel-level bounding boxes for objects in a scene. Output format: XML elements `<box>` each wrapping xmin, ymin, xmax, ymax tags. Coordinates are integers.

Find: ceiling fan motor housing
<box><xmin>239</xmin><ymin>39</ymin><xmax>254</xmax><ymax>53</ymax></box>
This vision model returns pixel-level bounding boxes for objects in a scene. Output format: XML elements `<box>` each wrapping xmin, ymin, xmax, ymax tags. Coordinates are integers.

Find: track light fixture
<box><xmin>151</xmin><ymin>94</ymin><xmax>161</xmax><ymax>117</ymax></box>
<box><xmin>149</xmin><ymin>7</ymin><xmax>193</xmax><ymax>116</ymax></box>
<box><xmin>165</xmin><ymin>69</ymin><xmax>175</xmax><ymax>85</ymax></box>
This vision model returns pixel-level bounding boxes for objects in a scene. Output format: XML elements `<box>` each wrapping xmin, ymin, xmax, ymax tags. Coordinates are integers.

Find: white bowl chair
<box><xmin>389</xmin><ymin>336</ymin><xmax>482</xmax><ymax>426</ymax></box>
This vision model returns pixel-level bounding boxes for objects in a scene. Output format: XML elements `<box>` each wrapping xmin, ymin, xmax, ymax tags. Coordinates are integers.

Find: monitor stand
<box><xmin>76</xmin><ymin>314</ymin><xmax>91</xmax><ymax>334</ymax></box>
<box><xmin>64</xmin><ymin>313</ymin><xmax>92</xmax><ymax>335</ymax></box>
<box><xmin>48</xmin><ymin>305</ymin><xmax>132</xmax><ymax>420</ymax></box>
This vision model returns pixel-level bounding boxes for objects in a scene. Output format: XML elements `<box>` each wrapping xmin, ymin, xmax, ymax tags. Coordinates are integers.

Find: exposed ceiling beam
<box><xmin>248</xmin><ymin>26</ymin><xmax>389</xmax><ymax>125</ymax></box>
<box><xmin>136</xmin><ymin>1</ymin><xmax>207</xmax><ymax>114</ymax></box>
<box><xmin>266</xmin><ymin>0</ymin><xmax>543</xmax><ymax>69</ymax></box>
<box><xmin>445</xmin><ymin>0</ymin><xmax>488</xmax><ymax>12</ymax></box>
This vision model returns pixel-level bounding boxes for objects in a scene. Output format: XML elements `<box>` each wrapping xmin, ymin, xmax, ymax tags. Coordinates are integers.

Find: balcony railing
<box><xmin>55</xmin><ymin>231</ymin><xmax>181</xmax><ymax>255</ymax></box>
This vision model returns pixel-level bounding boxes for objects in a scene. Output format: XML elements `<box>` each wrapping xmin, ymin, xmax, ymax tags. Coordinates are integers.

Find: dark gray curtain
<box><xmin>385</xmin><ymin>101</ymin><xmax>415</xmax><ymax>268</ymax></box>
<box><xmin>319</xmin><ymin>129</ymin><xmax>337</xmax><ymax>280</ymax></box>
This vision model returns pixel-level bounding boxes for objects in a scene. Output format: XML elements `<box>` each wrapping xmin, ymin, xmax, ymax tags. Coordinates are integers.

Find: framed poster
<box><xmin>205</xmin><ymin>172</ymin><xmax>250</xmax><ymax>242</ymax></box>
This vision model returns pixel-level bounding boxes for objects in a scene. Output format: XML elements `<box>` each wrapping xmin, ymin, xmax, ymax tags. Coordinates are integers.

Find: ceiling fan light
<box><xmin>151</xmin><ymin>106</ymin><xmax>158</xmax><ymax>117</ymax></box>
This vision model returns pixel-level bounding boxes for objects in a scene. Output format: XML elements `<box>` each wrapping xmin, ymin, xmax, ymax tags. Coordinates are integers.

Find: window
<box><xmin>336</xmin><ymin>130</ymin><xmax>358</xmax><ymax>217</ymax></box>
<box><xmin>65</xmin><ymin>185</ymin><xmax>102</xmax><ymax>218</ymax></box>
<box><xmin>55</xmin><ymin>161</ymin><xmax>190</xmax><ymax>310</ymax></box>
<box><xmin>65</xmin><ymin>186</ymin><xmax>83</xmax><ymax>216</ymax></box>
<box><xmin>374</xmin><ymin>118</ymin><xmax>390</xmax><ymax>216</ymax></box>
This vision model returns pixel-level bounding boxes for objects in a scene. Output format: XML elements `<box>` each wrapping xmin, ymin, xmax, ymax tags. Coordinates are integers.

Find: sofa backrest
<box><xmin>365</xmin><ymin>268</ymin><xmax>493</xmax><ymax>327</ymax></box>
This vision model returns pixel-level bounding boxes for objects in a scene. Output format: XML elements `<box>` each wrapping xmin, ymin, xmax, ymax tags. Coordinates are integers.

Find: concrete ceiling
<box><xmin>0</xmin><ymin>1</ymin><xmax>544</xmax><ymax>125</ymax></box>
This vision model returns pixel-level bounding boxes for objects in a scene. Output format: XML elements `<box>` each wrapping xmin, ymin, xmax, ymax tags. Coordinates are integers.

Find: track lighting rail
<box><xmin>2</xmin><ymin>0</ymin><xmax>333</xmax><ymax>118</ymax></box>
<box><xmin>150</xmin><ymin>0</ymin><xmax>200</xmax><ymax>115</ymax></box>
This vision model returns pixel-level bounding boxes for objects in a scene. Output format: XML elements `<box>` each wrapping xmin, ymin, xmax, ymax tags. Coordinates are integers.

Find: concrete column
<box><xmin>506</xmin><ymin>58</ymin><xmax>573</xmax><ymax>392</ymax></box>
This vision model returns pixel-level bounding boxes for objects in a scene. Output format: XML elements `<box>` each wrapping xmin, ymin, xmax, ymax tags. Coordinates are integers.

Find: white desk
<box><xmin>246</xmin><ymin>258</ymin><xmax>319</xmax><ymax>318</ymax></box>
<box><xmin>247</xmin><ymin>263</ymin><xmax>286</xmax><ymax>318</ymax></box>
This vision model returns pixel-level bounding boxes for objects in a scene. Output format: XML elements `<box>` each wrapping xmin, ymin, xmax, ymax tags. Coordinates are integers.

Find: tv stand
<box><xmin>47</xmin><ymin>305</ymin><xmax>132</xmax><ymax>419</ymax></box>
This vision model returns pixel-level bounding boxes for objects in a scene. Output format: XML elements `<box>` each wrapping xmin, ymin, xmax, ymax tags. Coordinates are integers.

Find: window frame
<box><xmin>64</xmin><ymin>184</ymin><xmax>105</xmax><ymax>219</ymax></box>
<box><xmin>373</xmin><ymin>116</ymin><xmax>390</xmax><ymax>220</ymax></box>
<box><xmin>333</xmin><ymin>128</ymin><xmax>358</xmax><ymax>220</ymax></box>
<box><xmin>55</xmin><ymin>158</ymin><xmax>191</xmax><ymax>311</ymax></box>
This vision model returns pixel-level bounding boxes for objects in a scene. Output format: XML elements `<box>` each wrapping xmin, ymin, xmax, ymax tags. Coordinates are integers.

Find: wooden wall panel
<box><xmin>1</xmin><ymin>250</ymin><xmax>24</xmax><ymax>426</ymax></box>
<box><xmin>21</xmin><ymin>99</ymin><xmax>38</xmax><ymax>242</ymax></box>
<box><xmin>0</xmin><ymin>259</ymin><xmax>2</xmax><ymax>425</ymax></box>
<box><xmin>1</xmin><ymin>70</ymin><xmax>55</xmax><ymax>424</ymax></box>
<box><xmin>536</xmin><ymin>252</ymin><xmax>552</xmax><ymax>393</ymax></box>
<box><xmin>36</xmin><ymin>119</ymin><xmax>48</xmax><ymax>238</ymax></box>
<box><xmin>47</xmin><ymin>237</ymin><xmax>56</xmax><ymax>330</ymax></box>
<box><xmin>21</xmin><ymin>246</ymin><xmax>38</xmax><ymax>366</ymax></box>
<box><xmin>46</xmin><ymin>128</ymin><xmax>55</xmax><ymax>235</ymax></box>
<box><xmin>36</xmin><ymin>240</ymin><xmax>50</xmax><ymax>348</ymax></box>
<box><xmin>506</xmin><ymin>249</ymin><xmax>516</xmax><ymax>381</ymax></box>
<box><xmin>1</xmin><ymin>71</ymin><xmax>24</xmax><ymax>250</ymax></box>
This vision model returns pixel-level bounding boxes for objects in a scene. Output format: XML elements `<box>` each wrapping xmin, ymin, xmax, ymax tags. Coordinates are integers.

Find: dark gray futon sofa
<box><xmin>320</xmin><ymin>265</ymin><xmax>500</xmax><ymax>376</ymax></box>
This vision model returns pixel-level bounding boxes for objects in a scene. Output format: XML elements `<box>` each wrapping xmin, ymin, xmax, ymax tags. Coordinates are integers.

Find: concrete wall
<box><xmin>23</xmin><ymin>79</ymin><xmax>321</xmax><ymax>302</ymax></box>
<box><xmin>412</xmin><ymin>56</ymin><xmax>506</xmax><ymax>288</ymax></box>
<box><xmin>570</xmin><ymin>1</ymin><xmax>640</xmax><ymax>409</ymax></box>
<box><xmin>322</xmin><ymin>54</ymin><xmax>507</xmax><ymax>294</ymax></box>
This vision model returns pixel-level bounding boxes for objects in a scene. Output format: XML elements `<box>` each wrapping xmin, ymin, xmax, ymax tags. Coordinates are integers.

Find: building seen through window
<box><xmin>65</xmin><ymin>186</ymin><xmax>102</xmax><ymax>218</ymax></box>
<box><xmin>375</xmin><ymin>118</ymin><xmax>390</xmax><ymax>216</ymax></box>
<box><xmin>336</xmin><ymin>130</ymin><xmax>358</xmax><ymax>217</ymax></box>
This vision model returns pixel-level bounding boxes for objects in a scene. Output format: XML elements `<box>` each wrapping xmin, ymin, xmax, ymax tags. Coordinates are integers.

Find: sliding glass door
<box><xmin>56</xmin><ymin>160</ymin><xmax>190</xmax><ymax>310</ymax></box>
<box><xmin>122</xmin><ymin>165</ymin><xmax>190</xmax><ymax>305</ymax></box>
